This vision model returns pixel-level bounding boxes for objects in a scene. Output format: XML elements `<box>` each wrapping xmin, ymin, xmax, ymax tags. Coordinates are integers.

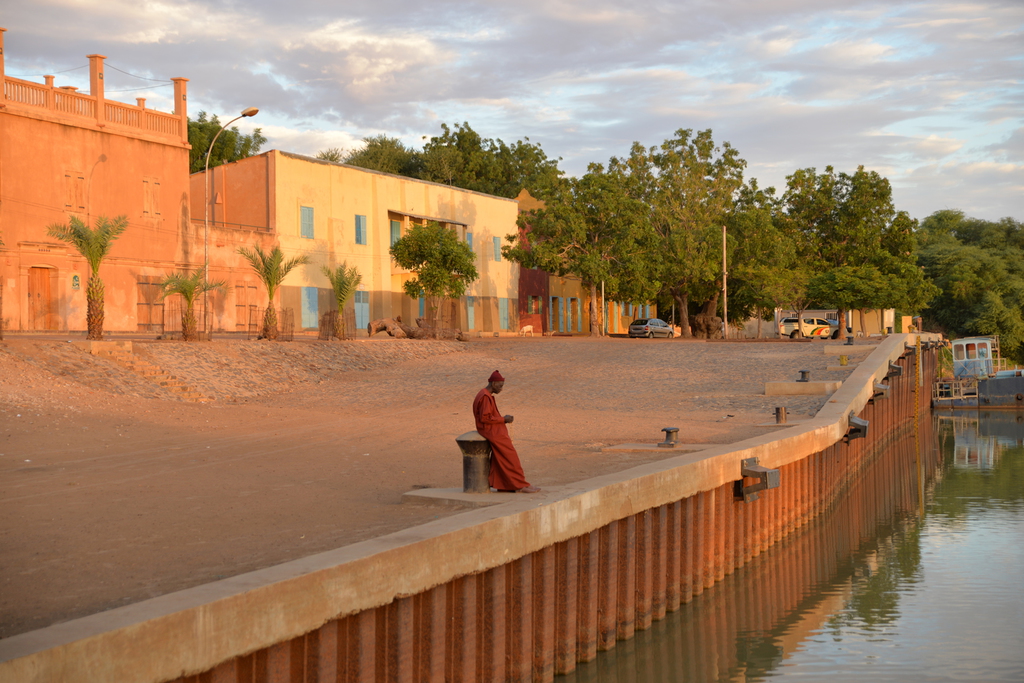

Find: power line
<box><xmin>105</xmin><ymin>62</ymin><xmax>172</xmax><ymax>83</ymax></box>
<box><xmin>8</xmin><ymin>64</ymin><xmax>88</xmax><ymax>78</ymax></box>
<box><xmin>105</xmin><ymin>84</ymin><xmax>173</xmax><ymax>94</ymax></box>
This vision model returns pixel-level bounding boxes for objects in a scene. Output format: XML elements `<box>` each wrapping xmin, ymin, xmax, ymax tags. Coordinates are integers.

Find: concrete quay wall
<box><xmin>0</xmin><ymin>334</ymin><xmax>940</xmax><ymax>683</ymax></box>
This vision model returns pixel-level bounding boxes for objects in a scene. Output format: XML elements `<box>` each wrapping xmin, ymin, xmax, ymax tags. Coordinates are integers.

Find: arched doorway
<box><xmin>27</xmin><ymin>267</ymin><xmax>58</xmax><ymax>330</ymax></box>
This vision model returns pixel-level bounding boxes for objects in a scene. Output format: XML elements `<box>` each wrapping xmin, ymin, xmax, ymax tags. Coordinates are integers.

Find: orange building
<box><xmin>0</xmin><ymin>28</ymin><xmax>192</xmax><ymax>334</ymax></box>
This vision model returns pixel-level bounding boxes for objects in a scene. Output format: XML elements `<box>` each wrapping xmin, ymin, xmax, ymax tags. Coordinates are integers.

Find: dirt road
<box><xmin>0</xmin><ymin>334</ymin><xmax>849</xmax><ymax>638</ymax></box>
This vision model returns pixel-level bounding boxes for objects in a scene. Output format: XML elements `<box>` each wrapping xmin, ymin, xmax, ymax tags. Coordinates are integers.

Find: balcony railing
<box><xmin>3</xmin><ymin>75</ymin><xmax>181</xmax><ymax>140</ymax></box>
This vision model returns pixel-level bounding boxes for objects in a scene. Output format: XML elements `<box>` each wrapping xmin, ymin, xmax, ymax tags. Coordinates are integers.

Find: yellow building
<box><xmin>190</xmin><ymin>151</ymin><xmax>521</xmax><ymax>336</ymax></box>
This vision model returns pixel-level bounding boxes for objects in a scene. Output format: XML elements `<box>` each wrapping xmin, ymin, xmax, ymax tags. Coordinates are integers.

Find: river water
<box><xmin>561</xmin><ymin>412</ymin><xmax>1024</xmax><ymax>683</ymax></box>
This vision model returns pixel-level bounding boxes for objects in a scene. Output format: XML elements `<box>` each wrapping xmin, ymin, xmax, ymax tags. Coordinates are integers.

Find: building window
<box><xmin>300</xmin><ymin>206</ymin><xmax>314</xmax><ymax>239</ymax></box>
<box><xmin>143</xmin><ymin>177</ymin><xmax>161</xmax><ymax>216</ymax></box>
<box><xmin>301</xmin><ymin>286</ymin><xmax>318</xmax><ymax>328</ymax></box>
<box><xmin>354</xmin><ymin>291</ymin><xmax>370</xmax><ymax>330</ymax></box>
<box><xmin>499</xmin><ymin>298</ymin><xmax>509</xmax><ymax>331</ymax></box>
<box><xmin>64</xmin><ymin>171</ymin><xmax>85</xmax><ymax>210</ymax></box>
<box><xmin>466</xmin><ymin>296</ymin><xmax>476</xmax><ymax>330</ymax></box>
<box><xmin>299</xmin><ymin>206</ymin><xmax>314</xmax><ymax>239</ymax></box>
<box><xmin>355</xmin><ymin>215</ymin><xmax>367</xmax><ymax>245</ymax></box>
<box><xmin>467</xmin><ymin>232</ymin><xmax>474</xmax><ymax>251</ymax></box>
<box><xmin>493</xmin><ymin>236</ymin><xmax>502</xmax><ymax>261</ymax></box>
<box><xmin>390</xmin><ymin>220</ymin><xmax>401</xmax><ymax>247</ymax></box>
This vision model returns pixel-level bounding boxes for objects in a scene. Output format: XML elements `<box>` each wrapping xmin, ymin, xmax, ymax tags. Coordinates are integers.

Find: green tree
<box><xmin>650</xmin><ymin>129</ymin><xmax>746</xmax><ymax>338</ymax></box>
<box><xmin>236</xmin><ymin>243</ymin><xmax>310</xmax><ymax>340</ymax></box>
<box><xmin>782</xmin><ymin>165</ymin><xmax>923</xmax><ymax>335</ymax></box>
<box><xmin>159</xmin><ymin>269</ymin><xmax>226</xmax><ymax>342</ymax></box>
<box><xmin>46</xmin><ymin>215</ymin><xmax>128</xmax><ymax>340</ymax></box>
<box><xmin>188</xmin><ymin>112</ymin><xmax>267</xmax><ymax>174</ymax></box>
<box><xmin>390</xmin><ymin>222</ymin><xmax>478</xmax><ymax>328</ymax></box>
<box><xmin>343</xmin><ymin>135</ymin><xmax>422</xmax><ymax>176</ymax></box>
<box><xmin>918</xmin><ymin>210</ymin><xmax>1024</xmax><ymax>361</ymax></box>
<box><xmin>727</xmin><ymin>181</ymin><xmax>800</xmax><ymax>336</ymax></box>
<box><xmin>420</xmin><ymin>122</ymin><xmax>563</xmax><ymax>198</ymax></box>
<box><xmin>315</xmin><ymin>148</ymin><xmax>345</xmax><ymax>163</ymax></box>
<box><xmin>504</xmin><ymin>160</ymin><xmax>659</xmax><ymax>335</ymax></box>
<box><xmin>320</xmin><ymin>262</ymin><xmax>362</xmax><ymax>339</ymax></box>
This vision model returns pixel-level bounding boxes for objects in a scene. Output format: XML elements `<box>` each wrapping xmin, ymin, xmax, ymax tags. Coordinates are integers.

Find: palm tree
<box><xmin>159</xmin><ymin>269</ymin><xmax>226</xmax><ymax>341</ymax></box>
<box><xmin>321</xmin><ymin>262</ymin><xmax>362</xmax><ymax>339</ymax></box>
<box><xmin>46</xmin><ymin>215</ymin><xmax>128</xmax><ymax>340</ymax></box>
<box><xmin>237</xmin><ymin>243</ymin><xmax>309</xmax><ymax>340</ymax></box>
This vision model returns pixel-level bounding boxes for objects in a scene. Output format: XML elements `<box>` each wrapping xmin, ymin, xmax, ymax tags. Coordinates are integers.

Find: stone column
<box><xmin>0</xmin><ymin>27</ymin><xmax>7</xmax><ymax>85</ymax></box>
<box><xmin>87</xmin><ymin>53</ymin><xmax>106</xmax><ymax>126</ymax></box>
<box><xmin>172</xmin><ymin>77</ymin><xmax>189</xmax><ymax>145</ymax></box>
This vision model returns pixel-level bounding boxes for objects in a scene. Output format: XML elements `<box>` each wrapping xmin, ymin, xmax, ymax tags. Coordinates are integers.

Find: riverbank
<box><xmin>1</xmin><ymin>335</ymin><xmax>855</xmax><ymax>639</ymax></box>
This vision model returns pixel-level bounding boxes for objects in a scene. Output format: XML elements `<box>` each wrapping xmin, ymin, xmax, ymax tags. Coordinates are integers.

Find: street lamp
<box><xmin>203</xmin><ymin>106</ymin><xmax>259</xmax><ymax>338</ymax></box>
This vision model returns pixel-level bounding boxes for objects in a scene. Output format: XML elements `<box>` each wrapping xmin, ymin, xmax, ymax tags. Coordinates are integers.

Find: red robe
<box><xmin>472</xmin><ymin>387</ymin><xmax>530</xmax><ymax>491</ymax></box>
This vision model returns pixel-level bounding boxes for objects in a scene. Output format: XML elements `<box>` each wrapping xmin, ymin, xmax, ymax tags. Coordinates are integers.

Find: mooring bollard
<box><xmin>658</xmin><ymin>427</ymin><xmax>680</xmax><ymax>448</ymax></box>
<box><xmin>840</xmin><ymin>355</ymin><xmax>849</xmax><ymax>366</ymax></box>
<box><xmin>775</xmin><ymin>406</ymin><xmax>787</xmax><ymax>424</ymax></box>
<box><xmin>845</xmin><ymin>335</ymin><xmax>855</xmax><ymax>346</ymax></box>
<box><xmin>455</xmin><ymin>431</ymin><xmax>491</xmax><ymax>493</ymax></box>
<box><xmin>797</xmin><ymin>370</ymin><xmax>811</xmax><ymax>382</ymax></box>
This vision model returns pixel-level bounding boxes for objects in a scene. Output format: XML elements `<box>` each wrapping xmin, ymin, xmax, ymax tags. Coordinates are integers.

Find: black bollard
<box><xmin>797</xmin><ymin>370</ymin><xmax>811</xmax><ymax>382</ymax></box>
<box><xmin>456</xmin><ymin>431</ymin><xmax>491</xmax><ymax>493</ymax></box>
<box><xmin>658</xmin><ymin>427</ymin><xmax>680</xmax><ymax>448</ymax></box>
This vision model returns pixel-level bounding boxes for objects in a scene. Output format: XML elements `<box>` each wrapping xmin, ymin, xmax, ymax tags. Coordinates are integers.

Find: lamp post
<box><xmin>203</xmin><ymin>106</ymin><xmax>259</xmax><ymax>338</ymax></box>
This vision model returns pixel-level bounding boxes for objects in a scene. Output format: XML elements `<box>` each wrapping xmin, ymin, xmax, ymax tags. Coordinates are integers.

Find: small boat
<box><xmin>932</xmin><ymin>336</ymin><xmax>1024</xmax><ymax>409</ymax></box>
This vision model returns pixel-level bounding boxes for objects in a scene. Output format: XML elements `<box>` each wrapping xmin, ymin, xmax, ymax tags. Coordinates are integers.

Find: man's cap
<box><xmin>489</xmin><ymin>370</ymin><xmax>505</xmax><ymax>382</ymax></box>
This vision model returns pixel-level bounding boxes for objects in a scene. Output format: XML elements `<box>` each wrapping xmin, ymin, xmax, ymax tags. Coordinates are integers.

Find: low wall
<box><xmin>0</xmin><ymin>334</ymin><xmax>940</xmax><ymax>683</ymax></box>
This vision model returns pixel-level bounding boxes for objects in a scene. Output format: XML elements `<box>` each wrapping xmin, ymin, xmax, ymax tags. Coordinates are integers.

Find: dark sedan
<box><xmin>628</xmin><ymin>318</ymin><xmax>675</xmax><ymax>338</ymax></box>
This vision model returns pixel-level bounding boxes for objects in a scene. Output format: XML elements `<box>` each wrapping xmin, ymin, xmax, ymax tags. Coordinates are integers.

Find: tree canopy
<box><xmin>188</xmin><ymin>112</ymin><xmax>267</xmax><ymax>174</ymax></box>
<box><xmin>324</xmin><ymin>123</ymin><xmax>563</xmax><ymax>199</ymax></box>
<box><xmin>503</xmin><ymin>160</ymin><xmax>658</xmax><ymax>335</ymax></box>
<box><xmin>390</xmin><ymin>222</ymin><xmax>479</xmax><ymax>322</ymax></box>
<box><xmin>918</xmin><ymin>210</ymin><xmax>1024</xmax><ymax>361</ymax></box>
<box><xmin>780</xmin><ymin>165</ymin><xmax>932</xmax><ymax>333</ymax></box>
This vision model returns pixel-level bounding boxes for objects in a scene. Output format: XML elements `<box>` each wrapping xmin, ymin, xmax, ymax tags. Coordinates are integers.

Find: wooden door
<box><xmin>28</xmin><ymin>267</ymin><xmax>57</xmax><ymax>330</ymax></box>
<box><xmin>136</xmin><ymin>276</ymin><xmax>165</xmax><ymax>333</ymax></box>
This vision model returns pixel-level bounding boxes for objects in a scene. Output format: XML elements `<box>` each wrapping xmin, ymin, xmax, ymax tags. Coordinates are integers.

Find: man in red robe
<box><xmin>473</xmin><ymin>370</ymin><xmax>540</xmax><ymax>493</ymax></box>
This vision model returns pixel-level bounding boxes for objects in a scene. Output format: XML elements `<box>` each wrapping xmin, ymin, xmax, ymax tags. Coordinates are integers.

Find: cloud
<box><xmin>2</xmin><ymin>0</ymin><xmax>1021</xmax><ymax>221</ymax></box>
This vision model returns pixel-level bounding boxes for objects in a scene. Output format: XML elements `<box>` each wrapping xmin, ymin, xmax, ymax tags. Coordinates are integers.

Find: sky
<box><xmin>3</xmin><ymin>0</ymin><xmax>1022</xmax><ymax>221</ymax></box>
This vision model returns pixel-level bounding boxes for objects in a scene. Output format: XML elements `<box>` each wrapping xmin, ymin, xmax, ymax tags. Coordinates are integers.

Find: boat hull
<box><xmin>933</xmin><ymin>374</ymin><xmax>1024</xmax><ymax>409</ymax></box>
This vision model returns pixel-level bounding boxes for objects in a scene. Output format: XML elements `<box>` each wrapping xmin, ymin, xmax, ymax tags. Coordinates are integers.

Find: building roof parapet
<box><xmin>0</xmin><ymin>28</ymin><xmax>189</xmax><ymax>147</ymax></box>
<box><xmin>276</xmin><ymin>150</ymin><xmax>520</xmax><ymax>204</ymax></box>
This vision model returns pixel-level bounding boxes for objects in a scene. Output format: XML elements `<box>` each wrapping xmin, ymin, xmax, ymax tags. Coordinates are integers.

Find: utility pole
<box><xmin>722</xmin><ymin>224</ymin><xmax>728</xmax><ymax>340</ymax></box>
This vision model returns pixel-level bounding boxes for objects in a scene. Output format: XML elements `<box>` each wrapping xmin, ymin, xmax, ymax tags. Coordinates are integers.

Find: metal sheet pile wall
<box><xmin>169</xmin><ymin>346</ymin><xmax>936</xmax><ymax>683</ymax></box>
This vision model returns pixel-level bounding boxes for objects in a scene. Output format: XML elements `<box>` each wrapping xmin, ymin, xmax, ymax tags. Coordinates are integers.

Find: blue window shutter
<box><xmin>301</xmin><ymin>287</ymin><xmax>318</xmax><ymax>328</ymax></box>
<box><xmin>577</xmin><ymin>298</ymin><xmax>583</xmax><ymax>332</ymax></box>
<box><xmin>355</xmin><ymin>215</ymin><xmax>367</xmax><ymax>245</ymax></box>
<box><xmin>419</xmin><ymin>296</ymin><xmax>425</xmax><ymax>318</ymax></box>
<box><xmin>493</xmin><ymin>236</ymin><xmax>502</xmax><ymax>261</ymax></box>
<box><xmin>300</xmin><ymin>206</ymin><xmax>314</xmax><ymax>239</ymax></box>
<box><xmin>559</xmin><ymin>297</ymin><xmax>566</xmax><ymax>333</ymax></box>
<box><xmin>548</xmin><ymin>297</ymin><xmax>553</xmax><ymax>332</ymax></box>
<box><xmin>467</xmin><ymin>232</ymin><xmax>474</xmax><ymax>251</ymax></box>
<box><xmin>390</xmin><ymin>220</ymin><xmax>401</xmax><ymax>247</ymax></box>
<box><xmin>499</xmin><ymin>298</ymin><xmax>509</xmax><ymax>331</ymax></box>
<box><xmin>466</xmin><ymin>296</ymin><xmax>475</xmax><ymax>330</ymax></box>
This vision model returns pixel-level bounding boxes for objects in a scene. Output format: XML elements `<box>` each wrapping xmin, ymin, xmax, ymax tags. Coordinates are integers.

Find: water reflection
<box><xmin>561</xmin><ymin>412</ymin><xmax>1024</xmax><ymax>683</ymax></box>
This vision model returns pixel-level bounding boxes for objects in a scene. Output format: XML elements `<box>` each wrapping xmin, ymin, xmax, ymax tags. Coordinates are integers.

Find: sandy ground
<box><xmin>0</xmin><ymin>334</ymin><xmax>854</xmax><ymax>639</ymax></box>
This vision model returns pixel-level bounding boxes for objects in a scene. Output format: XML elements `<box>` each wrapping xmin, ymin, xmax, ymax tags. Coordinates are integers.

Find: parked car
<box><xmin>629</xmin><ymin>318</ymin><xmax>675</xmax><ymax>338</ymax></box>
<box><xmin>779</xmin><ymin>317</ymin><xmax>840</xmax><ymax>339</ymax></box>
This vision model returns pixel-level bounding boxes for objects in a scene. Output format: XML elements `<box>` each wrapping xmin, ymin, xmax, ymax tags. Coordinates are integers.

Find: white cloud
<box><xmin>2</xmin><ymin>0</ymin><xmax>1021</xmax><ymax>220</ymax></box>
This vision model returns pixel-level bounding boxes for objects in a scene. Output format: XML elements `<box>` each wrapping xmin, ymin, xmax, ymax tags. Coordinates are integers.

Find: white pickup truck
<box><xmin>778</xmin><ymin>317</ymin><xmax>840</xmax><ymax>339</ymax></box>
